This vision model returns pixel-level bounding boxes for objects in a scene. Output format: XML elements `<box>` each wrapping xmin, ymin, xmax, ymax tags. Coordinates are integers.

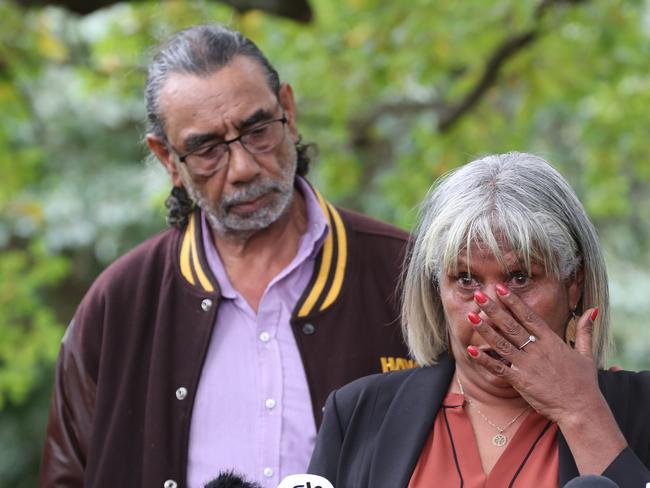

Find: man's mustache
<box><xmin>222</xmin><ymin>181</ymin><xmax>285</xmax><ymax>211</ymax></box>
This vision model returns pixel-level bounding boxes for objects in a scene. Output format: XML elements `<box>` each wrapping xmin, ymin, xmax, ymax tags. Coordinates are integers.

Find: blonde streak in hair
<box><xmin>518</xmin><ymin>219</ymin><xmax>538</xmax><ymax>275</ymax></box>
<box><xmin>405</xmin><ymin>263</ymin><xmax>434</xmax><ymax>365</ymax></box>
<box><xmin>506</xmin><ymin>208</ymin><xmax>546</xmax><ymax>276</ymax></box>
<box><xmin>477</xmin><ymin>217</ymin><xmax>501</xmax><ymax>264</ymax></box>
<box><xmin>503</xmin><ymin>207</ymin><xmax>532</xmax><ymax>271</ymax></box>
<box><xmin>432</xmin><ymin>294</ymin><xmax>449</xmax><ymax>358</ymax></box>
<box><xmin>585</xmin><ymin>265</ymin><xmax>603</xmax><ymax>365</ymax></box>
<box><xmin>427</xmin><ymin>289</ymin><xmax>448</xmax><ymax>362</ymax></box>
<box><xmin>434</xmin><ymin>199</ymin><xmax>465</xmax><ymax>274</ymax></box>
<box><xmin>442</xmin><ymin>225</ymin><xmax>462</xmax><ymax>276</ymax></box>
<box><xmin>419</xmin><ymin>284</ymin><xmax>444</xmax><ymax>365</ymax></box>
<box><xmin>590</xmin><ymin>247</ymin><xmax>610</xmax><ymax>368</ymax></box>
<box><xmin>591</xmin><ymin>271</ymin><xmax>606</xmax><ymax>366</ymax></box>
<box><xmin>442</xmin><ymin>201</ymin><xmax>476</xmax><ymax>274</ymax></box>
<box><xmin>421</xmin><ymin>223</ymin><xmax>440</xmax><ymax>277</ymax></box>
<box><xmin>402</xmin><ymin>239</ymin><xmax>430</xmax><ymax>365</ymax></box>
<box><xmin>412</xmin><ymin>290</ymin><xmax>433</xmax><ymax>365</ymax></box>
<box><xmin>561</xmin><ymin>189</ymin><xmax>610</xmax><ymax>367</ymax></box>
<box><xmin>403</xmin><ymin>220</ymin><xmax>447</xmax><ymax>366</ymax></box>
<box><xmin>587</xmin><ymin>213</ymin><xmax>611</xmax><ymax>366</ymax></box>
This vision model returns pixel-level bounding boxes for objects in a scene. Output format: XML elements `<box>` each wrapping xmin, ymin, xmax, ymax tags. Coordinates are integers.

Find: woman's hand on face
<box><xmin>467</xmin><ymin>284</ymin><xmax>600</xmax><ymax>425</ymax></box>
<box><xmin>469</xmin><ymin>284</ymin><xmax>630</xmax><ymax>476</ymax></box>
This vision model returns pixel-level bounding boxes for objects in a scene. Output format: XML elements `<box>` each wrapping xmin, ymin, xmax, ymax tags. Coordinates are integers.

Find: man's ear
<box><xmin>278</xmin><ymin>83</ymin><xmax>298</xmax><ymax>142</ymax></box>
<box><xmin>146</xmin><ymin>133</ymin><xmax>183</xmax><ymax>187</ymax></box>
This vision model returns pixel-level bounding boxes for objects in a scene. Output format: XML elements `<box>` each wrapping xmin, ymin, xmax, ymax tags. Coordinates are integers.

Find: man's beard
<box><xmin>179</xmin><ymin>159</ymin><xmax>296</xmax><ymax>238</ymax></box>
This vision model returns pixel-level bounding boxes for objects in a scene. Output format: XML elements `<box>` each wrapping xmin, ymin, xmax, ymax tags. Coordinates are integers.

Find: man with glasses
<box><xmin>41</xmin><ymin>24</ymin><xmax>412</xmax><ymax>488</ymax></box>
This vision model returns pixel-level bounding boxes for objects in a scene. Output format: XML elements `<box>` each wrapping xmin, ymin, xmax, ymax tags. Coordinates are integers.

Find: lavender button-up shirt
<box><xmin>186</xmin><ymin>178</ymin><xmax>328</xmax><ymax>488</ymax></box>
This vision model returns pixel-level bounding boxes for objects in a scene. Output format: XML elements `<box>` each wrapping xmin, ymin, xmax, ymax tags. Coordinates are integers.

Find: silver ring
<box><xmin>518</xmin><ymin>335</ymin><xmax>537</xmax><ymax>350</ymax></box>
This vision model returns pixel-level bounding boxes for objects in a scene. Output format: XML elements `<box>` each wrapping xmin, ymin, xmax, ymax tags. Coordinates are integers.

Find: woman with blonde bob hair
<box><xmin>309</xmin><ymin>152</ymin><xmax>650</xmax><ymax>487</ymax></box>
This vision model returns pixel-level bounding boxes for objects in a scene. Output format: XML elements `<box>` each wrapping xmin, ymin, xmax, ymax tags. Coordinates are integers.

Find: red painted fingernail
<box><xmin>496</xmin><ymin>283</ymin><xmax>509</xmax><ymax>296</ymax></box>
<box><xmin>590</xmin><ymin>307</ymin><xmax>599</xmax><ymax>321</ymax></box>
<box><xmin>467</xmin><ymin>312</ymin><xmax>481</xmax><ymax>325</ymax></box>
<box><xmin>468</xmin><ymin>311</ymin><xmax>482</xmax><ymax>325</ymax></box>
<box><xmin>467</xmin><ymin>345</ymin><xmax>479</xmax><ymax>357</ymax></box>
<box><xmin>474</xmin><ymin>290</ymin><xmax>488</xmax><ymax>304</ymax></box>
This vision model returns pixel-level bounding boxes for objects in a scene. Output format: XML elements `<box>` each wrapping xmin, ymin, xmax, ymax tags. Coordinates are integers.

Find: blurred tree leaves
<box><xmin>0</xmin><ymin>244</ymin><xmax>68</xmax><ymax>407</ymax></box>
<box><xmin>2</xmin><ymin>0</ymin><xmax>650</xmax><ymax>484</ymax></box>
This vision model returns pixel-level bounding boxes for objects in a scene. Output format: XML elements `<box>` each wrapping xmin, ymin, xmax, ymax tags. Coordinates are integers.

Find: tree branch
<box><xmin>219</xmin><ymin>0</ymin><xmax>312</xmax><ymax>23</ymax></box>
<box><xmin>438</xmin><ymin>31</ymin><xmax>536</xmax><ymax>132</ymax></box>
<box><xmin>350</xmin><ymin>0</ymin><xmax>590</xmax><ymax>140</ymax></box>
<box><xmin>14</xmin><ymin>0</ymin><xmax>313</xmax><ymax>22</ymax></box>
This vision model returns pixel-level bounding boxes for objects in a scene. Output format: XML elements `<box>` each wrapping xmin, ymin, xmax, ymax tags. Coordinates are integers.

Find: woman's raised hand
<box><xmin>468</xmin><ymin>283</ymin><xmax>598</xmax><ymax>423</ymax></box>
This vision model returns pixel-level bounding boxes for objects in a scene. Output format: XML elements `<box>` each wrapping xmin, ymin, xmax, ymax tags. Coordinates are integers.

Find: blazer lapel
<box><xmin>368</xmin><ymin>355</ymin><xmax>455</xmax><ymax>488</ymax></box>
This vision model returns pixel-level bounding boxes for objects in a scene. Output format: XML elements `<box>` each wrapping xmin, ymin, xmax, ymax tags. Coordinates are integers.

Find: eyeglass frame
<box><xmin>165</xmin><ymin>113</ymin><xmax>288</xmax><ymax>175</ymax></box>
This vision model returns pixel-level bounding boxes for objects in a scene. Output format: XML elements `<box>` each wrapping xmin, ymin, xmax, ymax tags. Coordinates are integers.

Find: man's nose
<box><xmin>225</xmin><ymin>140</ymin><xmax>260</xmax><ymax>184</ymax></box>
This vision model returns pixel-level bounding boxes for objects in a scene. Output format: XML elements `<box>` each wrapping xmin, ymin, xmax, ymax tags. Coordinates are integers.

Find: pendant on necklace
<box><xmin>492</xmin><ymin>433</ymin><xmax>507</xmax><ymax>447</ymax></box>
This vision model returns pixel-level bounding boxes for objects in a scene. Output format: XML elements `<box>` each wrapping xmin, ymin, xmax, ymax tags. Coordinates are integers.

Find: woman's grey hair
<box><xmin>402</xmin><ymin>152</ymin><xmax>610</xmax><ymax>368</ymax></box>
<box><xmin>145</xmin><ymin>24</ymin><xmax>314</xmax><ymax>227</ymax></box>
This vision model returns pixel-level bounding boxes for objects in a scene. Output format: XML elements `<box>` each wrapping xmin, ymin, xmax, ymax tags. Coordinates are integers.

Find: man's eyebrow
<box><xmin>237</xmin><ymin>108</ymin><xmax>275</xmax><ymax>130</ymax></box>
<box><xmin>182</xmin><ymin>132</ymin><xmax>221</xmax><ymax>154</ymax></box>
<box><xmin>180</xmin><ymin>107</ymin><xmax>277</xmax><ymax>153</ymax></box>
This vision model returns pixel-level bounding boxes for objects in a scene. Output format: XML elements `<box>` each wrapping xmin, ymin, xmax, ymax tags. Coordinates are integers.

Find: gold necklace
<box><xmin>456</xmin><ymin>376</ymin><xmax>530</xmax><ymax>447</ymax></box>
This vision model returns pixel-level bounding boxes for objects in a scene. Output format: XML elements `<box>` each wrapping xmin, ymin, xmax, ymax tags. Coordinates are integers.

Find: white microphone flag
<box><xmin>276</xmin><ymin>474</ymin><xmax>334</xmax><ymax>488</ymax></box>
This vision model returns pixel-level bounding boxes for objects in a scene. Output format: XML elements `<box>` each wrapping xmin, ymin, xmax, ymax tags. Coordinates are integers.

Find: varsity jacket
<box><xmin>308</xmin><ymin>354</ymin><xmax>650</xmax><ymax>487</ymax></box>
<box><xmin>39</xmin><ymin>193</ymin><xmax>413</xmax><ymax>488</ymax></box>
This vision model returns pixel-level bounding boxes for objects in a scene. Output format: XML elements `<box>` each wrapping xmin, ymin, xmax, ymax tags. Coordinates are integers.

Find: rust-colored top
<box><xmin>409</xmin><ymin>392</ymin><xmax>558</xmax><ymax>488</ymax></box>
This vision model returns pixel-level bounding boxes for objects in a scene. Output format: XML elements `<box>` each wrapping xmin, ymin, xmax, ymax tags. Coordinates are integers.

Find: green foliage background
<box><xmin>1</xmin><ymin>0</ymin><xmax>650</xmax><ymax>484</ymax></box>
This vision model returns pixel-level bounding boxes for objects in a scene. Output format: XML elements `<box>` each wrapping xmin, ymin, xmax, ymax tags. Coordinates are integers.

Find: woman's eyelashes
<box><xmin>453</xmin><ymin>270</ymin><xmax>533</xmax><ymax>290</ymax></box>
<box><xmin>507</xmin><ymin>271</ymin><xmax>532</xmax><ymax>288</ymax></box>
<box><xmin>456</xmin><ymin>272</ymin><xmax>479</xmax><ymax>289</ymax></box>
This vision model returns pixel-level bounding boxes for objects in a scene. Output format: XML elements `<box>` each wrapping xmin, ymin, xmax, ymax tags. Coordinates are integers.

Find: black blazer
<box><xmin>308</xmin><ymin>354</ymin><xmax>650</xmax><ymax>487</ymax></box>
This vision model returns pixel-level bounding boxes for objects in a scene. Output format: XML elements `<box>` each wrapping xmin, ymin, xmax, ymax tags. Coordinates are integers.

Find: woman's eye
<box><xmin>456</xmin><ymin>273</ymin><xmax>478</xmax><ymax>288</ymax></box>
<box><xmin>509</xmin><ymin>272</ymin><xmax>531</xmax><ymax>287</ymax></box>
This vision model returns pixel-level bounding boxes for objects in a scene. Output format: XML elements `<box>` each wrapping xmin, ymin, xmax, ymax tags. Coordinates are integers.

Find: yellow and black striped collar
<box><xmin>177</xmin><ymin>190</ymin><xmax>348</xmax><ymax>318</ymax></box>
<box><xmin>179</xmin><ymin>208</ymin><xmax>216</xmax><ymax>293</ymax></box>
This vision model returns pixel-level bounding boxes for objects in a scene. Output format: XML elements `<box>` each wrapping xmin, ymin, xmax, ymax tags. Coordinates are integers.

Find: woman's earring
<box><xmin>565</xmin><ymin>308</ymin><xmax>578</xmax><ymax>347</ymax></box>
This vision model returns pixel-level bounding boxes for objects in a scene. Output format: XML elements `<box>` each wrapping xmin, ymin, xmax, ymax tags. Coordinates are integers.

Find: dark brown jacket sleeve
<box><xmin>39</xmin><ymin>320</ymin><xmax>96</xmax><ymax>487</ymax></box>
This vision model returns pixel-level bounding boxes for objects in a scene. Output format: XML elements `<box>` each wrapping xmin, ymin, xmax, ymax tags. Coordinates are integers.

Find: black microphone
<box><xmin>204</xmin><ymin>471</ymin><xmax>263</xmax><ymax>488</ymax></box>
<box><xmin>563</xmin><ymin>475</ymin><xmax>619</xmax><ymax>487</ymax></box>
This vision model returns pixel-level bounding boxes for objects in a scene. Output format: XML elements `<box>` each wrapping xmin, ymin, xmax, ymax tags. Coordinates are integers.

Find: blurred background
<box><xmin>1</xmin><ymin>0</ymin><xmax>650</xmax><ymax>484</ymax></box>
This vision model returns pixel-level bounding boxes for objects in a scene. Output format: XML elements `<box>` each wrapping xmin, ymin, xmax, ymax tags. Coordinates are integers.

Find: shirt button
<box><xmin>265</xmin><ymin>398</ymin><xmax>276</xmax><ymax>410</ymax></box>
<box><xmin>263</xmin><ymin>467</ymin><xmax>273</xmax><ymax>478</ymax></box>
<box><xmin>259</xmin><ymin>331</ymin><xmax>271</xmax><ymax>343</ymax></box>
<box><xmin>175</xmin><ymin>387</ymin><xmax>188</xmax><ymax>400</ymax></box>
<box><xmin>201</xmin><ymin>298</ymin><xmax>213</xmax><ymax>311</ymax></box>
<box><xmin>302</xmin><ymin>323</ymin><xmax>315</xmax><ymax>335</ymax></box>
<box><xmin>163</xmin><ymin>480</ymin><xmax>177</xmax><ymax>488</ymax></box>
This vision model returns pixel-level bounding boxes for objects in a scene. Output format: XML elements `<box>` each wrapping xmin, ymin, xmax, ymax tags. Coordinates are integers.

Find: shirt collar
<box><xmin>200</xmin><ymin>176</ymin><xmax>330</xmax><ymax>300</ymax></box>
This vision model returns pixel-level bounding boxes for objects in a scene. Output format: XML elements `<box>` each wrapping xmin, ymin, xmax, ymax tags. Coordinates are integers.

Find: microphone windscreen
<box><xmin>204</xmin><ymin>470</ymin><xmax>263</xmax><ymax>488</ymax></box>
<box><xmin>563</xmin><ymin>475</ymin><xmax>619</xmax><ymax>488</ymax></box>
<box><xmin>277</xmin><ymin>474</ymin><xmax>335</xmax><ymax>488</ymax></box>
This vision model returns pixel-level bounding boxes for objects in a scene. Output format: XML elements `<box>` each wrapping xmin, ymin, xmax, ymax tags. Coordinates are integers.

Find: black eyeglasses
<box><xmin>170</xmin><ymin>115</ymin><xmax>288</xmax><ymax>176</ymax></box>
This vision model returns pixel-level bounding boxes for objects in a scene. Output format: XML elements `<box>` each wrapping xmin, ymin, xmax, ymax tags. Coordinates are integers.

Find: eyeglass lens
<box><xmin>185</xmin><ymin>119</ymin><xmax>285</xmax><ymax>174</ymax></box>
